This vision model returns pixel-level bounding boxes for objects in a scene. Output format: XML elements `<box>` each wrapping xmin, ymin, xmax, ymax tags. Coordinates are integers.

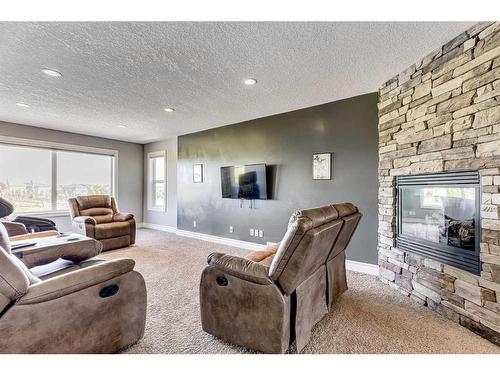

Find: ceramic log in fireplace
<box><xmin>396</xmin><ymin>171</ymin><xmax>480</xmax><ymax>274</ymax></box>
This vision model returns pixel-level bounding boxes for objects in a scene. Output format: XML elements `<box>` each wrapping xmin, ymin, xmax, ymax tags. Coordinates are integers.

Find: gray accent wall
<box><xmin>177</xmin><ymin>93</ymin><xmax>379</xmax><ymax>264</ymax></box>
<box><xmin>0</xmin><ymin>121</ymin><xmax>143</xmax><ymax>231</ymax></box>
<box><xmin>143</xmin><ymin>138</ymin><xmax>178</xmax><ymax>228</ymax></box>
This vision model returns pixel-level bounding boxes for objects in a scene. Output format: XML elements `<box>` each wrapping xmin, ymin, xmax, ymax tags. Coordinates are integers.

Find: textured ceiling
<box><xmin>0</xmin><ymin>22</ymin><xmax>475</xmax><ymax>144</ymax></box>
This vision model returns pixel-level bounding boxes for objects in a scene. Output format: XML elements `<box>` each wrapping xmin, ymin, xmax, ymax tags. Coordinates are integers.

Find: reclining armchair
<box><xmin>69</xmin><ymin>195</ymin><xmax>136</xmax><ymax>251</ymax></box>
<box><xmin>200</xmin><ymin>203</ymin><xmax>361</xmax><ymax>353</ymax></box>
<box><xmin>0</xmin><ymin>222</ymin><xmax>147</xmax><ymax>353</ymax></box>
<box><xmin>0</xmin><ymin>197</ymin><xmax>57</xmax><ymax>237</ymax></box>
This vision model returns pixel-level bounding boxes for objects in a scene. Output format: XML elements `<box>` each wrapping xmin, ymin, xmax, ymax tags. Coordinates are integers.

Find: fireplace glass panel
<box><xmin>400</xmin><ymin>186</ymin><xmax>476</xmax><ymax>251</ymax></box>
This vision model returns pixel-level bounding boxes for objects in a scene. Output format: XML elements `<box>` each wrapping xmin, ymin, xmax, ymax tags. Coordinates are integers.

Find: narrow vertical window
<box><xmin>148</xmin><ymin>151</ymin><xmax>166</xmax><ymax>211</ymax></box>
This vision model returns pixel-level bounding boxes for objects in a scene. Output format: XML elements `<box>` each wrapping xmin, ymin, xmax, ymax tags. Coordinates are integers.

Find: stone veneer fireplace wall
<box><xmin>377</xmin><ymin>21</ymin><xmax>500</xmax><ymax>345</ymax></box>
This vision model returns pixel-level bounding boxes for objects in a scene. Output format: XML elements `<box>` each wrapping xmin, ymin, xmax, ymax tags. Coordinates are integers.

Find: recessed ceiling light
<box><xmin>42</xmin><ymin>68</ymin><xmax>62</xmax><ymax>77</ymax></box>
<box><xmin>117</xmin><ymin>125</ymin><xmax>127</xmax><ymax>128</ymax></box>
<box><xmin>244</xmin><ymin>78</ymin><xmax>257</xmax><ymax>85</ymax></box>
<box><xmin>16</xmin><ymin>103</ymin><xmax>30</xmax><ymax>108</ymax></box>
<box><xmin>164</xmin><ymin>107</ymin><xmax>175</xmax><ymax>112</ymax></box>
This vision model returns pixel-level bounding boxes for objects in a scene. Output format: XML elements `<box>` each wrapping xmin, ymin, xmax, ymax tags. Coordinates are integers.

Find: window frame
<box><xmin>147</xmin><ymin>150</ymin><xmax>167</xmax><ymax>212</ymax></box>
<box><xmin>0</xmin><ymin>135</ymin><xmax>118</xmax><ymax>217</ymax></box>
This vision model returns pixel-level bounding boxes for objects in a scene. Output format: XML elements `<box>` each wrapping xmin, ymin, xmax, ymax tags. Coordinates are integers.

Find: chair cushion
<box><xmin>333</xmin><ymin>203</ymin><xmax>358</xmax><ymax>218</ymax></box>
<box><xmin>79</xmin><ymin>207</ymin><xmax>114</xmax><ymax>217</ymax></box>
<box><xmin>93</xmin><ymin>214</ymin><xmax>114</xmax><ymax>224</ymax></box>
<box><xmin>94</xmin><ymin>222</ymin><xmax>130</xmax><ymax>240</ymax></box>
<box><xmin>245</xmin><ymin>244</ymin><xmax>278</xmax><ymax>267</ymax></box>
<box><xmin>259</xmin><ymin>253</ymin><xmax>276</xmax><ymax>267</ymax></box>
<box><xmin>287</xmin><ymin>205</ymin><xmax>338</xmax><ymax>230</ymax></box>
<box><xmin>76</xmin><ymin>195</ymin><xmax>111</xmax><ymax>210</ymax></box>
<box><xmin>245</xmin><ymin>243</ymin><xmax>278</xmax><ymax>262</ymax></box>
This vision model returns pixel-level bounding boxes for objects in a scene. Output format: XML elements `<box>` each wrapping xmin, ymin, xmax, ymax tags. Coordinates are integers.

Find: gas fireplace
<box><xmin>397</xmin><ymin>171</ymin><xmax>480</xmax><ymax>274</ymax></box>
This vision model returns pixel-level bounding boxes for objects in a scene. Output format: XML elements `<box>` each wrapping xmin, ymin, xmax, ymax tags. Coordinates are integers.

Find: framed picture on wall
<box><xmin>312</xmin><ymin>152</ymin><xmax>332</xmax><ymax>180</ymax></box>
<box><xmin>193</xmin><ymin>164</ymin><xmax>203</xmax><ymax>183</ymax></box>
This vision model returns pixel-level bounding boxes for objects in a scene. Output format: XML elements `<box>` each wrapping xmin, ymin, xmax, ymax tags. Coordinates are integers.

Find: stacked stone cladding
<box><xmin>378</xmin><ymin>21</ymin><xmax>500</xmax><ymax>345</ymax></box>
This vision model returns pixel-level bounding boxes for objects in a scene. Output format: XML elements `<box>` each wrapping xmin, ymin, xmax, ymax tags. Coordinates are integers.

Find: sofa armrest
<box><xmin>207</xmin><ymin>252</ymin><xmax>272</xmax><ymax>285</ymax></box>
<box><xmin>10</xmin><ymin>230</ymin><xmax>59</xmax><ymax>241</ymax></box>
<box><xmin>2</xmin><ymin>221</ymin><xmax>27</xmax><ymax>236</ymax></box>
<box><xmin>113</xmin><ymin>212</ymin><xmax>134</xmax><ymax>222</ymax></box>
<box><xmin>12</xmin><ymin>236</ymin><xmax>103</xmax><ymax>268</ymax></box>
<box><xmin>17</xmin><ymin>258</ymin><xmax>135</xmax><ymax>305</ymax></box>
<box><xmin>14</xmin><ymin>216</ymin><xmax>56</xmax><ymax>228</ymax></box>
<box><xmin>73</xmin><ymin>216</ymin><xmax>97</xmax><ymax>225</ymax></box>
<box><xmin>0</xmin><ymin>249</ymin><xmax>29</xmax><ymax>300</ymax></box>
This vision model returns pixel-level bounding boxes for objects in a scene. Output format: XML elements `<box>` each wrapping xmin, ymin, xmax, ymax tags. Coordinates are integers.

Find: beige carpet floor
<box><xmin>100</xmin><ymin>229</ymin><xmax>500</xmax><ymax>354</ymax></box>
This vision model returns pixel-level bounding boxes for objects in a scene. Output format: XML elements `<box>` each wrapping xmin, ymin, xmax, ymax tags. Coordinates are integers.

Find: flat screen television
<box><xmin>221</xmin><ymin>164</ymin><xmax>268</xmax><ymax>200</ymax></box>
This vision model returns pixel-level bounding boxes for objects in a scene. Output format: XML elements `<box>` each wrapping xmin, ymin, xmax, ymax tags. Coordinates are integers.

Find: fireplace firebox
<box><xmin>396</xmin><ymin>171</ymin><xmax>480</xmax><ymax>274</ymax></box>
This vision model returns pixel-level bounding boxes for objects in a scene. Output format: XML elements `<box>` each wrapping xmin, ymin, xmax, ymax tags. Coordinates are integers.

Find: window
<box><xmin>0</xmin><ymin>141</ymin><xmax>116</xmax><ymax>214</ymax></box>
<box><xmin>148</xmin><ymin>151</ymin><xmax>166</xmax><ymax>211</ymax></box>
<box><xmin>57</xmin><ymin>151</ymin><xmax>113</xmax><ymax>210</ymax></box>
<box><xmin>0</xmin><ymin>144</ymin><xmax>52</xmax><ymax>212</ymax></box>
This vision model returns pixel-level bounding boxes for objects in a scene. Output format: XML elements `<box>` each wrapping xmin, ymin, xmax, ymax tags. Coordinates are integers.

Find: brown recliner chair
<box><xmin>0</xmin><ymin>222</ymin><xmax>147</xmax><ymax>353</ymax></box>
<box><xmin>200</xmin><ymin>203</ymin><xmax>361</xmax><ymax>353</ymax></box>
<box><xmin>0</xmin><ymin>196</ymin><xmax>58</xmax><ymax>237</ymax></box>
<box><xmin>69</xmin><ymin>195</ymin><xmax>136</xmax><ymax>251</ymax></box>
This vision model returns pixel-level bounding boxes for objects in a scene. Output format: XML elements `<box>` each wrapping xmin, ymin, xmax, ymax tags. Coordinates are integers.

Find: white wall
<box><xmin>0</xmin><ymin>121</ymin><xmax>144</xmax><ymax>230</ymax></box>
<box><xmin>143</xmin><ymin>138</ymin><xmax>177</xmax><ymax>229</ymax></box>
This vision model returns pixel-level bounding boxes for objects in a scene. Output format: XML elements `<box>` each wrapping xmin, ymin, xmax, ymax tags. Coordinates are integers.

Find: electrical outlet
<box><xmin>258</xmin><ymin>230</ymin><xmax>264</xmax><ymax>238</ymax></box>
<box><xmin>254</xmin><ymin>228</ymin><xmax>259</xmax><ymax>236</ymax></box>
<box><xmin>229</xmin><ymin>226</ymin><xmax>234</xmax><ymax>233</ymax></box>
<box><xmin>193</xmin><ymin>220</ymin><xmax>197</xmax><ymax>228</ymax></box>
<box><xmin>250</xmin><ymin>228</ymin><xmax>254</xmax><ymax>236</ymax></box>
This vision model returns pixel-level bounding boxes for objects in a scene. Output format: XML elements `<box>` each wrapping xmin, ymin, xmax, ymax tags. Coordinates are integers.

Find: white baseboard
<box><xmin>176</xmin><ymin>229</ymin><xmax>264</xmax><ymax>251</ymax></box>
<box><xmin>141</xmin><ymin>222</ymin><xmax>379</xmax><ymax>275</ymax></box>
<box><xmin>140</xmin><ymin>222</ymin><xmax>177</xmax><ymax>233</ymax></box>
<box><xmin>141</xmin><ymin>222</ymin><xmax>262</xmax><ymax>250</ymax></box>
<box><xmin>346</xmin><ymin>260</ymin><xmax>379</xmax><ymax>276</ymax></box>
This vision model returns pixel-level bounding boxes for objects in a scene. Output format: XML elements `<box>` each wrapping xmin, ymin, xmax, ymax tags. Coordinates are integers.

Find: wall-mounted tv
<box><xmin>221</xmin><ymin>164</ymin><xmax>268</xmax><ymax>200</ymax></box>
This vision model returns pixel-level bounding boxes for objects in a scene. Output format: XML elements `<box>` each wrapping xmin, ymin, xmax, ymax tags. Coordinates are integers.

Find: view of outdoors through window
<box><xmin>57</xmin><ymin>151</ymin><xmax>113</xmax><ymax>210</ymax></box>
<box><xmin>0</xmin><ymin>145</ymin><xmax>52</xmax><ymax>212</ymax></box>
<box><xmin>149</xmin><ymin>154</ymin><xmax>165</xmax><ymax>209</ymax></box>
<box><xmin>0</xmin><ymin>144</ymin><xmax>113</xmax><ymax>213</ymax></box>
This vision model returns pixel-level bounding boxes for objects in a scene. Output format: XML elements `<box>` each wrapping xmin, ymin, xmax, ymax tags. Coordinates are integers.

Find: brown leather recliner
<box><xmin>0</xmin><ymin>222</ymin><xmax>147</xmax><ymax>353</ymax></box>
<box><xmin>69</xmin><ymin>195</ymin><xmax>136</xmax><ymax>251</ymax></box>
<box><xmin>0</xmin><ymin>196</ymin><xmax>58</xmax><ymax>236</ymax></box>
<box><xmin>200</xmin><ymin>203</ymin><xmax>361</xmax><ymax>353</ymax></box>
